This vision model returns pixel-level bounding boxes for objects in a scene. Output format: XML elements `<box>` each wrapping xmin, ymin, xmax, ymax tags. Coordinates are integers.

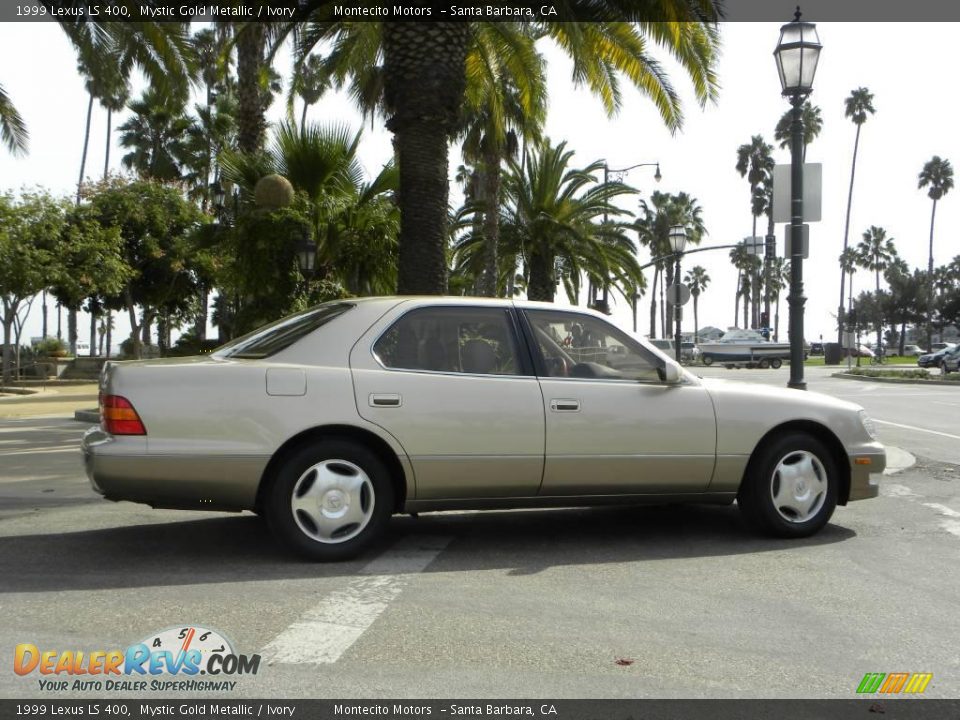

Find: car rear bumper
<box><xmin>82</xmin><ymin>427</ymin><xmax>265</xmax><ymax>511</ymax></box>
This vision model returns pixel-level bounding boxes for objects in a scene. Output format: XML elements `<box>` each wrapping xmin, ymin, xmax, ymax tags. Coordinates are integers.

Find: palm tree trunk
<box><xmin>70</xmin><ymin>92</ymin><xmax>95</xmax><ymax>357</ymax></box>
<box><xmin>76</xmin><ymin>92</ymin><xmax>93</xmax><ymax>205</ymax></box>
<box><xmin>876</xmin><ymin>268</ymin><xmax>882</xmax><ymax>354</ymax></box>
<box><xmin>839</xmin><ymin>123</ymin><xmax>862</xmax><ymax>343</ymax></box>
<box><xmin>480</xmin><ymin>148</ymin><xmax>501</xmax><ymax>297</ymax></box>
<box><xmin>733</xmin><ymin>272</ymin><xmax>740</xmax><ymax>328</ymax></box>
<box><xmin>527</xmin><ymin>250</ymin><xmax>555</xmax><ymax>302</ymax></box>
<box><xmin>664</xmin><ymin>262</ymin><xmax>674</xmax><ymax>337</ymax></box>
<box><xmin>927</xmin><ymin>198</ymin><xmax>938</xmax><ymax>349</ymax></box>
<box><xmin>751</xmin><ymin>216</ymin><xmax>759</xmax><ymax>328</ymax></box>
<box><xmin>105</xmin><ymin>311</ymin><xmax>112</xmax><ymax>357</ymax></box>
<box><xmin>383</xmin><ymin>22</ymin><xmax>470</xmax><ymax>295</ymax></box>
<box><xmin>236</xmin><ymin>24</ymin><xmax>266</xmax><ymax>153</ymax></box>
<box><xmin>104</xmin><ymin>108</ymin><xmax>112</xmax><ymax>178</ymax></box>
<box><xmin>89</xmin><ymin>307</ymin><xmax>97</xmax><ymax>356</ymax></box>
<box><xmin>775</xmin><ymin>295</ymin><xmax>781</xmax><ymax>342</ymax></box>
<box><xmin>301</xmin><ymin>101</ymin><xmax>308</xmax><ymax>130</ymax></box>
<box><xmin>649</xmin><ymin>266</ymin><xmax>659</xmax><ymax>337</ymax></box>
<box><xmin>393</xmin><ymin>122</ymin><xmax>452</xmax><ymax>294</ymax></box>
<box><xmin>693</xmin><ymin>296</ymin><xmax>699</xmax><ymax>345</ymax></box>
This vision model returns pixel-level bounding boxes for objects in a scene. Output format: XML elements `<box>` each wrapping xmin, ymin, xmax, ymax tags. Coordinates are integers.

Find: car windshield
<box><xmin>213</xmin><ymin>303</ymin><xmax>354</xmax><ymax>359</ymax></box>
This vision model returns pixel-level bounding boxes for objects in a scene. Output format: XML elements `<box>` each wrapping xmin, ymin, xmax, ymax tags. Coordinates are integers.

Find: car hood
<box><xmin>696</xmin><ymin>376</ymin><xmax>863</xmax><ymax>414</ymax></box>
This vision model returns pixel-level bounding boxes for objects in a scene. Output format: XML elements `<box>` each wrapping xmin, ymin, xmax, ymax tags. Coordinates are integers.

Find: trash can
<box><xmin>824</xmin><ymin>342</ymin><xmax>843</xmax><ymax>365</ymax></box>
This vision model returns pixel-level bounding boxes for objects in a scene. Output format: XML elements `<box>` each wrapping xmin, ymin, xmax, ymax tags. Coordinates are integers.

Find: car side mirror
<box><xmin>659</xmin><ymin>360</ymin><xmax>682</xmax><ymax>384</ymax></box>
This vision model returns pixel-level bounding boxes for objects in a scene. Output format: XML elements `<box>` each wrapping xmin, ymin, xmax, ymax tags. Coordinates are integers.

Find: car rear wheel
<box><xmin>265</xmin><ymin>439</ymin><xmax>394</xmax><ymax>561</ymax></box>
<box><xmin>738</xmin><ymin>432</ymin><xmax>838</xmax><ymax>538</ymax></box>
<box><xmin>770</xmin><ymin>358</ymin><xmax>783</xmax><ymax>369</ymax></box>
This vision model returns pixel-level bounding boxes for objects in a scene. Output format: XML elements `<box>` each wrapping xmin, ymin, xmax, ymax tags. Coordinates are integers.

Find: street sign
<box><xmin>744</xmin><ymin>236</ymin><xmax>764</xmax><ymax>255</ymax></box>
<box><xmin>784</xmin><ymin>223</ymin><xmax>810</xmax><ymax>259</ymax></box>
<box><xmin>772</xmin><ymin>163</ymin><xmax>822</xmax><ymax>223</ymax></box>
<box><xmin>666</xmin><ymin>282</ymin><xmax>691</xmax><ymax>306</ymax></box>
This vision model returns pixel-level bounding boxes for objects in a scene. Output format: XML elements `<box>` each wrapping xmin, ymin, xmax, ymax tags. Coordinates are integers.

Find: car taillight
<box><xmin>100</xmin><ymin>394</ymin><xmax>147</xmax><ymax>436</ymax></box>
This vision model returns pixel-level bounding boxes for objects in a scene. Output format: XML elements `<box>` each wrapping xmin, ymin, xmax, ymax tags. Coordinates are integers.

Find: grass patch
<box><xmin>845</xmin><ymin>367</ymin><xmax>944</xmax><ymax>380</ymax></box>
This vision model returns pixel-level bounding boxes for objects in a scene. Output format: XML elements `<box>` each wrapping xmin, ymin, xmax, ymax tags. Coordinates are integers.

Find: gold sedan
<box><xmin>82</xmin><ymin>297</ymin><xmax>884</xmax><ymax>560</ymax></box>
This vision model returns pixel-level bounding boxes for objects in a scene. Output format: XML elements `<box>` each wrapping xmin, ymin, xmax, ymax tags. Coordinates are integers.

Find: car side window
<box><xmin>374</xmin><ymin>307</ymin><xmax>523</xmax><ymax>376</ymax></box>
<box><xmin>524</xmin><ymin>309</ymin><xmax>662</xmax><ymax>382</ymax></box>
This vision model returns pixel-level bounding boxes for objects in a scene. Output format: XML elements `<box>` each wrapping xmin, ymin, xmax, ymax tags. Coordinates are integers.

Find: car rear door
<box><xmin>349</xmin><ymin>302</ymin><xmax>545</xmax><ymax>500</ymax></box>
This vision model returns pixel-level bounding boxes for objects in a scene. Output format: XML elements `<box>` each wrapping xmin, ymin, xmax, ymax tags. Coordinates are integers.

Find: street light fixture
<box><xmin>775</xmin><ymin>6</ymin><xmax>821</xmax><ymax>391</ymax></box>
<box><xmin>668</xmin><ymin>224</ymin><xmax>688</xmax><ymax>363</ymax></box>
<box><xmin>597</xmin><ymin>161</ymin><xmax>661</xmax><ymax>328</ymax></box>
<box><xmin>295</xmin><ymin>230</ymin><xmax>318</xmax><ymax>278</ymax></box>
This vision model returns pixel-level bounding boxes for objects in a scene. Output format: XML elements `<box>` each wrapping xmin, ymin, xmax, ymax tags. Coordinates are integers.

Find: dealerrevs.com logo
<box><xmin>14</xmin><ymin>626</ymin><xmax>261</xmax><ymax>693</ymax></box>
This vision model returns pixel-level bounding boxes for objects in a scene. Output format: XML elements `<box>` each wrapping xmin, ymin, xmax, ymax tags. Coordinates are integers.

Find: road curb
<box><xmin>831</xmin><ymin>372</ymin><xmax>960</xmax><ymax>386</ymax></box>
<box><xmin>74</xmin><ymin>409</ymin><xmax>99</xmax><ymax>423</ymax></box>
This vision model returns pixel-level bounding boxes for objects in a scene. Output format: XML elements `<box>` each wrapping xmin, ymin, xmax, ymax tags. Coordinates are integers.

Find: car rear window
<box><xmin>213</xmin><ymin>303</ymin><xmax>354</xmax><ymax>359</ymax></box>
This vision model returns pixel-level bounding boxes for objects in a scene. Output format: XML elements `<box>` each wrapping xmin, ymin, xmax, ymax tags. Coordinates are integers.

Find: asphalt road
<box><xmin>1</xmin><ymin>369</ymin><xmax>958</xmax><ymax>700</ymax></box>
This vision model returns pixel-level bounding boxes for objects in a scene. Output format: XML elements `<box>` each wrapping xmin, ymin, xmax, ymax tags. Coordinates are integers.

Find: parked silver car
<box><xmin>83</xmin><ymin>298</ymin><xmax>884</xmax><ymax>560</ymax></box>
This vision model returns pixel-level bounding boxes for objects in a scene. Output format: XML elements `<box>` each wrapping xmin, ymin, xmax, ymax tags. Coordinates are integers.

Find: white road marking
<box><xmin>922</xmin><ymin>503</ymin><xmax>960</xmax><ymax>519</ymax></box>
<box><xmin>873</xmin><ymin>419</ymin><xmax>960</xmax><ymax>441</ymax></box>
<box><xmin>882</xmin><ymin>484</ymin><xmax>920</xmax><ymax>498</ymax></box>
<box><xmin>261</xmin><ymin>534</ymin><xmax>451</xmax><ymax>665</ymax></box>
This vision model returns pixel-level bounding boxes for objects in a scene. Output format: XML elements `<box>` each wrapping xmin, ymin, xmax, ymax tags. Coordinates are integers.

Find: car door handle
<box><xmin>369</xmin><ymin>393</ymin><xmax>402</xmax><ymax>407</ymax></box>
<box><xmin>550</xmin><ymin>398</ymin><xmax>580</xmax><ymax>412</ymax></box>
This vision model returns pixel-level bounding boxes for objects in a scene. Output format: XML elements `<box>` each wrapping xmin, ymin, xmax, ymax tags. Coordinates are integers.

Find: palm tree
<box><xmin>837</xmin><ymin>87</ymin><xmax>875</xmax><ymax>343</ymax></box>
<box><xmin>293</xmin><ymin>54</ymin><xmax>331</xmax><ymax>128</ymax></box>
<box><xmin>635</xmin><ymin>191</ymin><xmax>706</xmax><ymax>337</ymax></box>
<box><xmin>503</xmin><ymin>139</ymin><xmax>642</xmax><ymax>303</ymax></box>
<box><xmin>728</xmin><ymin>242</ymin><xmax>752</xmax><ymax>328</ymax></box>
<box><xmin>459</xmin><ymin>23</ymin><xmax>546</xmax><ymax>297</ymax></box>
<box><xmin>918</xmin><ymin>155</ymin><xmax>954</xmax><ymax>348</ymax></box>
<box><xmin>0</xmin><ymin>84</ymin><xmax>27</xmax><ymax>155</ymax></box>
<box><xmin>768</xmin><ymin>257</ymin><xmax>790</xmax><ymax>341</ymax></box>
<box><xmin>117</xmin><ymin>87</ymin><xmax>191</xmax><ymax>181</ymax></box>
<box><xmin>735</xmin><ymin>135</ymin><xmax>773</xmax><ymax>327</ymax></box>
<box><xmin>774</xmin><ymin>100</ymin><xmax>823</xmax><ymax>161</ymax></box>
<box><xmin>280</xmin><ymin>10</ymin><xmax>722</xmax><ymax>294</ymax></box>
<box><xmin>684</xmin><ymin>265</ymin><xmax>710</xmax><ymax>344</ymax></box>
<box><xmin>839</xmin><ymin>247</ymin><xmax>858</xmax><ymax>333</ymax></box>
<box><xmin>855</xmin><ymin>226</ymin><xmax>896</xmax><ymax>351</ymax></box>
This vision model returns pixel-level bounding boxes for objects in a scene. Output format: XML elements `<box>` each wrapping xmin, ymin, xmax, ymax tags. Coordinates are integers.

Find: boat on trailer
<box><xmin>698</xmin><ymin>328</ymin><xmax>792</xmax><ymax>369</ymax></box>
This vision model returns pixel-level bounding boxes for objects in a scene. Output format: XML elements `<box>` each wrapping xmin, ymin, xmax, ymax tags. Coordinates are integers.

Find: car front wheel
<box><xmin>738</xmin><ymin>432</ymin><xmax>838</xmax><ymax>538</ymax></box>
<box><xmin>265</xmin><ymin>439</ymin><xmax>394</xmax><ymax>561</ymax></box>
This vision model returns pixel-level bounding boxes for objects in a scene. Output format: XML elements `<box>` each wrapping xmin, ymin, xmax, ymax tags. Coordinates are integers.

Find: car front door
<box><xmin>521</xmin><ymin>308</ymin><xmax>717</xmax><ymax>496</ymax></box>
<box><xmin>350</xmin><ymin>303</ymin><xmax>545</xmax><ymax>500</ymax></box>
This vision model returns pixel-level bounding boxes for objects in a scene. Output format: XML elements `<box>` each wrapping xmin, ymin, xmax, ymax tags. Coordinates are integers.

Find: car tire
<box><xmin>702</xmin><ymin>355</ymin><xmax>714</xmax><ymax>366</ymax></box>
<box><xmin>758</xmin><ymin>359</ymin><xmax>770</xmax><ymax>369</ymax></box>
<box><xmin>265</xmin><ymin>439</ymin><xmax>395</xmax><ymax>561</ymax></box>
<box><xmin>770</xmin><ymin>358</ymin><xmax>783</xmax><ymax>369</ymax></box>
<box><xmin>737</xmin><ymin>432</ymin><xmax>839</xmax><ymax>538</ymax></box>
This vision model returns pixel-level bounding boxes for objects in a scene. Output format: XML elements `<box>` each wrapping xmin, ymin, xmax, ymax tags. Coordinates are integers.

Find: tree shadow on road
<box><xmin>0</xmin><ymin>502</ymin><xmax>856</xmax><ymax>593</ymax></box>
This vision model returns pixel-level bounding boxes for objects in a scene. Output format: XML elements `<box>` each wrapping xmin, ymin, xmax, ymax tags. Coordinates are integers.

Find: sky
<box><xmin>1</xmin><ymin>21</ymin><xmax>958</xmax><ymax>351</ymax></box>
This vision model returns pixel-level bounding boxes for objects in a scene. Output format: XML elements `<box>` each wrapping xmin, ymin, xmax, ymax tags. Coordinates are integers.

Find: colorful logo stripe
<box><xmin>857</xmin><ymin>673</ymin><xmax>932</xmax><ymax>694</ymax></box>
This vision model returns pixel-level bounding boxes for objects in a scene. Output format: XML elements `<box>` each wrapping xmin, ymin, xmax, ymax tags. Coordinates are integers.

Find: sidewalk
<box><xmin>0</xmin><ymin>383</ymin><xmax>98</xmax><ymax>419</ymax></box>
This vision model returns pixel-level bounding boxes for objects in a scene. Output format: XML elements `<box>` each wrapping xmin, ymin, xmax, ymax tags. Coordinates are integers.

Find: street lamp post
<box><xmin>668</xmin><ymin>225</ymin><xmax>687</xmax><ymax>363</ymax></box>
<box><xmin>593</xmin><ymin>161</ymin><xmax>661</xmax><ymax>318</ymax></box>
<box><xmin>774</xmin><ymin>7</ymin><xmax>821</xmax><ymax>391</ymax></box>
